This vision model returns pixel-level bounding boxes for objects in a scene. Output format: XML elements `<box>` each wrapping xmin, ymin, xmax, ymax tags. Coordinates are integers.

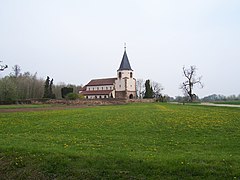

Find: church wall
<box><xmin>115</xmin><ymin>91</ymin><xmax>127</xmax><ymax>99</ymax></box>
<box><xmin>115</xmin><ymin>79</ymin><xmax>126</xmax><ymax>91</ymax></box>
<box><xmin>127</xmin><ymin>78</ymin><xmax>136</xmax><ymax>91</ymax></box>
<box><xmin>86</xmin><ymin>85</ymin><xmax>114</xmax><ymax>91</ymax></box>
<box><xmin>115</xmin><ymin>70</ymin><xmax>136</xmax><ymax>92</ymax></box>
<box><xmin>115</xmin><ymin>77</ymin><xmax>136</xmax><ymax>92</ymax></box>
<box><xmin>86</xmin><ymin>95</ymin><xmax>109</xmax><ymax>99</ymax></box>
<box><xmin>118</xmin><ymin>70</ymin><xmax>132</xmax><ymax>78</ymax></box>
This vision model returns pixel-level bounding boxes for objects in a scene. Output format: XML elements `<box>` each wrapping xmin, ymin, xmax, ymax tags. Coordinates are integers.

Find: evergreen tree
<box><xmin>43</xmin><ymin>77</ymin><xmax>56</xmax><ymax>99</ymax></box>
<box><xmin>43</xmin><ymin>76</ymin><xmax>50</xmax><ymax>98</ymax></box>
<box><xmin>49</xmin><ymin>78</ymin><xmax>54</xmax><ymax>98</ymax></box>
<box><xmin>144</xmin><ymin>79</ymin><xmax>153</xmax><ymax>98</ymax></box>
<box><xmin>61</xmin><ymin>87</ymin><xmax>73</xmax><ymax>98</ymax></box>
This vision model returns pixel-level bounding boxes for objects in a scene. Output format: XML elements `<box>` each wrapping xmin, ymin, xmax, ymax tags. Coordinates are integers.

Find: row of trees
<box><xmin>1</xmin><ymin>63</ymin><xmax>201</xmax><ymax>102</ymax></box>
<box><xmin>5</xmin><ymin>63</ymin><xmax>238</xmax><ymax>103</ymax></box>
<box><xmin>0</xmin><ymin>65</ymin><xmax>82</xmax><ymax>101</ymax></box>
<box><xmin>202</xmin><ymin>94</ymin><xmax>240</xmax><ymax>102</ymax></box>
<box><xmin>136</xmin><ymin>65</ymin><xmax>204</xmax><ymax>102</ymax></box>
<box><xmin>0</xmin><ymin>65</ymin><xmax>45</xmax><ymax>101</ymax></box>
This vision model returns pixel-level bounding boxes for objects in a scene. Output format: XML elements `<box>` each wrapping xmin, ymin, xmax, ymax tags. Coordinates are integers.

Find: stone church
<box><xmin>79</xmin><ymin>47</ymin><xmax>136</xmax><ymax>99</ymax></box>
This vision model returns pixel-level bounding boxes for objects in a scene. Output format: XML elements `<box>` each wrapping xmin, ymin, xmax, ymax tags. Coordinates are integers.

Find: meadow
<box><xmin>0</xmin><ymin>103</ymin><xmax>240</xmax><ymax>179</ymax></box>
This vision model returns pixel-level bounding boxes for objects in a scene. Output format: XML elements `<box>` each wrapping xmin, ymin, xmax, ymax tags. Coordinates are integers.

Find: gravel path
<box><xmin>200</xmin><ymin>103</ymin><xmax>240</xmax><ymax>108</ymax></box>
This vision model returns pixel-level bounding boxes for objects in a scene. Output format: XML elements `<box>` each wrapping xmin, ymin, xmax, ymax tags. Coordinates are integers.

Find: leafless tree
<box><xmin>12</xmin><ymin>65</ymin><xmax>21</xmax><ymax>77</ymax></box>
<box><xmin>136</xmin><ymin>79</ymin><xmax>145</xmax><ymax>99</ymax></box>
<box><xmin>0</xmin><ymin>61</ymin><xmax>8</xmax><ymax>71</ymax></box>
<box><xmin>180</xmin><ymin>65</ymin><xmax>203</xmax><ymax>102</ymax></box>
<box><xmin>151</xmin><ymin>81</ymin><xmax>164</xmax><ymax>98</ymax></box>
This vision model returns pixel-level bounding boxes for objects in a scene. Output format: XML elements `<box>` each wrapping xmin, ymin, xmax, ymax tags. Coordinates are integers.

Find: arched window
<box><xmin>130</xmin><ymin>72</ymin><xmax>133</xmax><ymax>78</ymax></box>
<box><xmin>118</xmin><ymin>72</ymin><xmax>122</xmax><ymax>78</ymax></box>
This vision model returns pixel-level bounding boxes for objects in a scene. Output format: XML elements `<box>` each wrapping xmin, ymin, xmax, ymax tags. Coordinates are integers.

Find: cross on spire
<box><xmin>118</xmin><ymin>43</ymin><xmax>132</xmax><ymax>71</ymax></box>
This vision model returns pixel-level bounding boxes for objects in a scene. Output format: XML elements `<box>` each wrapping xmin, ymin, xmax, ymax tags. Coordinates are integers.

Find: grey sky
<box><xmin>0</xmin><ymin>0</ymin><xmax>240</xmax><ymax>97</ymax></box>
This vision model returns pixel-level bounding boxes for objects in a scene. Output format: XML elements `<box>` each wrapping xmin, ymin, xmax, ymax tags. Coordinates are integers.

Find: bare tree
<box><xmin>151</xmin><ymin>81</ymin><xmax>164</xmax><ymax>98</ymax></box>
<box><xmin>180</xmin><ymin>65</ymin><xmax>203</xmax><ymax>102</ymax></box>
<box><xmin>136</xmin><ymin>79</ymin><xmax>145</xmax><ymax>99</ymax></box>
<box><xmin>12</xmin><ymin>65</ymin><xmax>21</xmax><ymax>77</ymax></box>
<box><xmin>0</xmin><ymin>61</ymin><xmax>8</xmax><ymax>71</ymax></box>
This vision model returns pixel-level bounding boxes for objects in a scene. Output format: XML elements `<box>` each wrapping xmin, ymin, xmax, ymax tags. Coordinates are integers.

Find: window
<box><xmin>119</xmin><ymin>85</ymin><xmax>121</xmax><ymax>88</ymax></box>
<box><xmin>97</xmin><ymin>87</ymin><xmax>99</xmax><ymax>90</ymax></box>
<box><xmin>106</xmin><ymin>87</ymin><xmax>108</xmax><ymax>90</ymax></box>
<box><xmin>130</xmin><ymin>72</ymin><xmax>133</xmax><ymax>78</ymax></box>
<box><xmin>93</xmin><ymin>88</ymin><xmax>94</xmax><ymax>91</ymax></box>
<box><xmin>118</xmin><ymin>72</ymin><xmax>122</xmax><ymax>78</ymax></box>
<box><xmin>102</xmin><ymin>87</ymin><xmax>104</xmax><ymax>90</ymax></box>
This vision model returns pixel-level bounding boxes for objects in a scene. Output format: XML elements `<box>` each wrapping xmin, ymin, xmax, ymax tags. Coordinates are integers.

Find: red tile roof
<box><xmin>86</xmin><ymin>78</ymin><xmax>117</xmax><ymax>86</ymax></box>
<box><xmin>81</xmin><ymin>90</ymin><xmax>113</xmax><ymax>95</ymax></box>
<box><xmin>79</xmin><ymin>86</ymin><xmax>86</xmax><ymax>91</ymax></box>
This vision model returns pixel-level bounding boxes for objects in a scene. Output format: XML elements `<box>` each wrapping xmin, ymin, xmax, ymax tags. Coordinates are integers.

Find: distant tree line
<box><xmin>0</xmin><ymin>65</ymin><xmax>82</xmax><ymax>101</ymax></box>
<box><xmin>172</xmin><ymin>94</ymin><xmax>240</xmax><ymax>103</ymax></box>
<box><xmin>1</xmin><ymin>64</ymin><xmax>238</xmax><ymax>103</ymax></box>
<box><xmin>201</xmin><ymin>94</ymin><xmax>240</xmax><ymax>102</ymax></box>
<box><xmin>0</xmin><ymin>65</ymin><xmax>45</xmax><ymax>101</ymax></box>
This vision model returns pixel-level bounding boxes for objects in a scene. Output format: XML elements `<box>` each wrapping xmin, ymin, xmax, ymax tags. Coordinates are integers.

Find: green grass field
<box><xmin>0</xmin><ymin>103</ymin><xmax>240</xmax><ymax>179</ymax></box>
<box><xmin>0</xmin><ymin>104</ymin><xmax>53</xmax><ymax>109</ymax></box>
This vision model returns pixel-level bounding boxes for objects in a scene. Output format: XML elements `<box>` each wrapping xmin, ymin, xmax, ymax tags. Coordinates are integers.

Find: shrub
<box><xmin>61</xmin><ymin>87</ymin><xmax>73</xmax><ymax>98</ymax></box>
<box><xmin>66</xmin><ymin>93</ymin><xmax>79</xmax><ymax>100</ymax></box>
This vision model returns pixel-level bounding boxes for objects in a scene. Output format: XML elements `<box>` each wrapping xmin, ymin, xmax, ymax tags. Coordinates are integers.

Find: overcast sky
<box><xmin>0</xmin><ymin>0</ymin><xmax>240</xmax><ymax>97</ymax></box>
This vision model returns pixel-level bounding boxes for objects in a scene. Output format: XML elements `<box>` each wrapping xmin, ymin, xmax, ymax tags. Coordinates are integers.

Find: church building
<box><xmin>79</xmin><ymin>46</ymin><xmax>136</xmax><ymax>99</ymax></box>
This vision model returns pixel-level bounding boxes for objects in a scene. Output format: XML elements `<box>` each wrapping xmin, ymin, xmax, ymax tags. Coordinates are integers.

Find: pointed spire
<box><xmin>118</xmin><ymin>43</ymin><xmax>133</xmax><ymax>71</ymax></box>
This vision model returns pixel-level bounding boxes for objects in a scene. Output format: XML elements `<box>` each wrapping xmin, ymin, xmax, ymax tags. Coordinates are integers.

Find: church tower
<box><xmin>115</xmin><ymin>45</ymin><xmax>136</xmax><ymax>99</ymax></box>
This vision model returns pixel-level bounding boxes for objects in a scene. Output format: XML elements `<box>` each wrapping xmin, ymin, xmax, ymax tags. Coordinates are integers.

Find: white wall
<box><xmin>86</xmin><ymin>85</ymin><xmax>114</xmax><ymax>91</ymax></box>
<box><xmin>115</xmin><ymin>70</ymin><xmax>136</xmax><ymax>91</ymax></box>
<box><xmin>86</xmin><ymin>95</ymin><xmax>109</xmax><ymax>99</ymax></box>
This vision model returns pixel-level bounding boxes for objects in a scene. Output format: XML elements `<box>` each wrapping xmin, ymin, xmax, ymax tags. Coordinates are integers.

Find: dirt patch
<box><xmin>0</xmin><ymin>105</ymin><xmax>90</xmax><ymax>113</ymax></box>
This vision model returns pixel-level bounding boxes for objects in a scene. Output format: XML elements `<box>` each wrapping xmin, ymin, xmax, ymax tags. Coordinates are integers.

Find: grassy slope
<box><xmin>0</xmin><ymin>103</ymin><xmax>240</xmax><ymax>179</ymax></box>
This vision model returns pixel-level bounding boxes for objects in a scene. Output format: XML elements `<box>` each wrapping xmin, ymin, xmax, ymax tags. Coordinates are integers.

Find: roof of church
<box><xmin>118</xmin><ymin>50</ymin><xmax>133</xmax><ymax>71</ymax></box>
<box><xmin>86</xmin><ymin>78</ymin><xmax>117</xmax><ymax>86</ymax></box>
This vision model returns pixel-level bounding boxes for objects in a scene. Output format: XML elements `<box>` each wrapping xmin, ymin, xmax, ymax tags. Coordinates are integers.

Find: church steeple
<box><xmin>115</xmin><ymin>44</ymin><xmax>136</xmax><ymax>99</ymax></box>
<box><xmin>118</xmin><ymin>44</ymin><xmax>133</xmax><ymax>71</ymax></box>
